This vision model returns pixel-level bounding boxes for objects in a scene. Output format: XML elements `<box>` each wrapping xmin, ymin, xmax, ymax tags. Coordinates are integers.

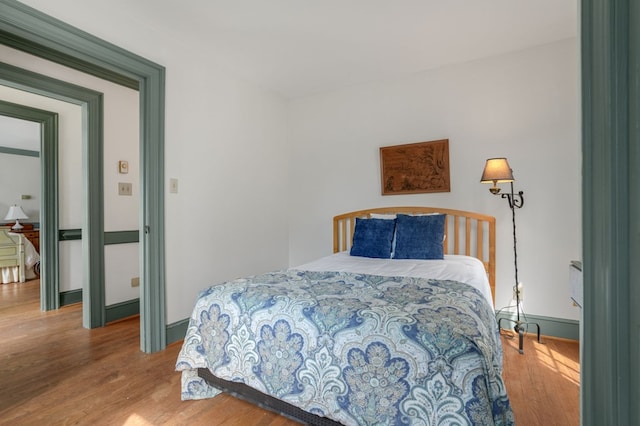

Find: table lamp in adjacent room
<box><xmin>4</xmin><ymin>204</ymin><xmax>29</xmax><ymax>230</ymax></box>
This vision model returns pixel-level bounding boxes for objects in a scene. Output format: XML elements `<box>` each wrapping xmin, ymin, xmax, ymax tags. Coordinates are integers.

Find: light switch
<box><xmin>169</xmin><ymin>178</ymin><xmax>178</xmax><ymax>194</ymax></box>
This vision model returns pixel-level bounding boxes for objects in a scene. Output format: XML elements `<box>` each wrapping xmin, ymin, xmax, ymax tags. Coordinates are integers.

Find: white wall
<box><xmin>0</xmin><ymin>152</ymin><xmax>40</xmax><ymax>222</ymax></box>
<box><xmin>288</xmin><ymin>38</ymin><xmax>581</xmax><ymax>321</ymax></box>
<box><xmin>163</xmin><ymin>42</ymin><xmax>290</xmax><ymax>322</ymax></box>
<box><xmin>18</xmin><ymin>0</ymin><xmax>291</xmax><ymax>322</ymax></box>
<box><xmin>0</xmin><ymin>116</ymin><xmax>40</xmax><ymax>223</ymax></box>
<box><xmin>0</xmin><ymin>115</ymin><xmax>40</xmax><ymax>150</ymax></box>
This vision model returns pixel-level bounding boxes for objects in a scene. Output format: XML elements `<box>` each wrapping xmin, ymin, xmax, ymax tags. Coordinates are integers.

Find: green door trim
<box><xmin>0</xmin><ymin>99</ymin><xmax>59</xmax><ymax>311</ymax></box>
<box><xmin>0</xmin><ymin>0</ymin><xmax>166</xmax><ymax>352</ymax></box>
<box><xmin>0</xmin><ymin>62</ymin><xmax>105</xmax><ymax>326</ymax></box>
<box><xmin>582</xmin><ymin>0</ymin><xmax>640</xmax><ymax>424</ymax></box>
<box><xmin>0</xmin><ymin>145</ymin><xmax>39</xmax><ymax>157</ymax></box>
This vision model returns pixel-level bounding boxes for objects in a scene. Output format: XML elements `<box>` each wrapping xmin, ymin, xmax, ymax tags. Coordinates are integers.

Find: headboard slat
<box><xmin>465</xmin><ymin>217</ymin><xmax>471</xmax><ymax>256</ymax></box>
<box><xmin>453</xmin><ymin>215</ymin><xmax>459</xmax><ymax>255</ymax></box>
<box><xmin>477</xmin><ymin>220</ymin><xmax>484</xmax><ymax>265</ymax></box>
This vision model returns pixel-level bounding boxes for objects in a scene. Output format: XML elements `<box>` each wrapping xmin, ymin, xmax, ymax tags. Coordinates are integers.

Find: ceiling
<box><xmin>131</xmin><ymin>0</ymin><xmax>579</xmax><ymax>99</ymax></box>
<box><xmin>3</xmin><ymin>1</ymin><xmax>578</xmax><ymax>148</ymax></box>
<box><xmin>20</xmin><ymin>0</ymin><xmax>578</xmax><ymax>100</ymax></box>
<box><xmin>0</xmin><ymin>115</ymin><xmax>40</xmax><ymax>151</ymax></box>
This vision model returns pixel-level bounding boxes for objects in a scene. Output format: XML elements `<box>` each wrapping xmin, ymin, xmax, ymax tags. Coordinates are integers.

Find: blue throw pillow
<box><xmin>350</xmin><ymin>217</ymin><xmax>396</xmax><ymax>258</ymax></box>
<box><xmin>393</xmin><ymin>214</ymin><xmax>445</xmax><ymax>259</ymax></box>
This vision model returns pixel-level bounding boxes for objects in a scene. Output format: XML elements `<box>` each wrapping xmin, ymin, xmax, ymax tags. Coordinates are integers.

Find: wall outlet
<box><xmin>131</xmin><ymin>277</ymin><xmax>140</xmax><ymax>287</ymax></box>
<box><xmin>513</xmin><ymin>283</ymin><xmax>524</xmax><ymax>301</ymax></box>
<box><xmin>118</xmin><ymin>182</ymin><xmax>132</xmax><ymax>196</ymax></box>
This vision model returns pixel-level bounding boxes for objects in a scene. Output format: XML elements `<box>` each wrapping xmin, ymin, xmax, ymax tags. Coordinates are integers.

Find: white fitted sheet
<box><xmin>294</xmin><ymin>251</ymin><xmax>493</xmax><ymax>308</ymax></box>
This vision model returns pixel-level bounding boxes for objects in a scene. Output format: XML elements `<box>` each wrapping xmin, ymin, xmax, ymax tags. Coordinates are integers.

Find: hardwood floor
<box><xmin>501</xmin><ymin>330</ymin><xmax>580</xmax><ymax>425</ymax></box>
<box><xmin>1</xmin><ymin>280</ymin><xmax>579</xmax><ymax>425</ymax></box>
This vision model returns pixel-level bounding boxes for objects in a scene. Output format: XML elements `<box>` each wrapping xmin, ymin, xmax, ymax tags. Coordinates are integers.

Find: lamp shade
<box><xmin>4</xmin><ymin>205</ymin><xmax>28</xmax><ymax>221</ymax></box>
<box><xmin>4</xmin><ymin>205</ymin><xmax>29</xmax><ymax>230</ymax></box>
<box><xmin>480</xmin><ymin>158</ymin><xmax>514</xmax><ymax>183</ymax></box>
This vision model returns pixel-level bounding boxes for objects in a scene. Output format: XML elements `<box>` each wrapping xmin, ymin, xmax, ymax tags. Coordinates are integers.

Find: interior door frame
<box><xmin>0</xmin><ymin>99</ymin><xmax>58</xmax><ymax>310</ymax></box>
<box><xmin>581</xmin><ymin>0</ymin><xmax>640</xmax><ymax>423</ymax></box>
<box><xmin>0</xmin><ymin>62</ymin><xmax>104</xmax><ymax>321</ymax></box>
<box><xmin>0</xmin><ymin>0</ymin><xmax>167</xmax><ymax>353</ymax></box>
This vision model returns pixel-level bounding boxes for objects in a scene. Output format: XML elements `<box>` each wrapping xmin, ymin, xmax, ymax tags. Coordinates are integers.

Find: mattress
<box><xmin>294</xmin><ymin>252</ymin><xmax>494</xmax><ymax>308</ymax></box>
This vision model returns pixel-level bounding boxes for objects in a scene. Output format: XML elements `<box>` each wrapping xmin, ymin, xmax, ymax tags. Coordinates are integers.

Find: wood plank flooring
<box><xmin>0</xmin><ymin>280</ymin><xmax>579</xmax><ymax>425</ymax></box>
<box><xmin>500</xmin><ymin>329</ymin><xmax>580</xmax><ymax>425</ymax></box>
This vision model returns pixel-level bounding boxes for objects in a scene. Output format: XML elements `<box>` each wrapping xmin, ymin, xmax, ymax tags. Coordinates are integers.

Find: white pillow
<box><xmin>370</xmin><ymin>212</ymin><xmax>441</xmax><ymax>219</ymax></box>
<box><xmin>370</xmin><ymin>213</ymin><xmax>397</xmax><ymax>219</ymax></box>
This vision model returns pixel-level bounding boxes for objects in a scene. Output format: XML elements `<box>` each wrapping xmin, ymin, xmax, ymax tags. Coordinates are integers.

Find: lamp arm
<box><xmin>498</xmin><ymin>181</ymin><xmax>523</xmax><ymax>322</ymax></box>
<box><xmin>500</xmin><ymin>182</ymin><xmax>524</xmax><ymax>209</ymax></box>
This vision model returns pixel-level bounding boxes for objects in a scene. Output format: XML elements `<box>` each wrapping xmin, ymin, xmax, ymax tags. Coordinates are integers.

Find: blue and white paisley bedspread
<box><xmin>176</xmin><ymin>270</ymin><xmax>514</xmax><ymax>425</ymax></box>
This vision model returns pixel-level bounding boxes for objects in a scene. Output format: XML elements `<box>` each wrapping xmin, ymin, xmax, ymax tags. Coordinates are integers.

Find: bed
<box><xmin>0</xmin><ymin>226</ymin><xmax>40</xmax><ymax>284</ymax></box>
<box><xmin>176</xmin><ymin>207</ymin><xmax>513</xmax><ymax>425</ymax></box>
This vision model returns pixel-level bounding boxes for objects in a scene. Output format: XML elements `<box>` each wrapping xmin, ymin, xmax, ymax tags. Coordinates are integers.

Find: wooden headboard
<box><xmin>333</xmin><ymin>207</ymin><xmax>496</xmax><ymax>302</ymax></box>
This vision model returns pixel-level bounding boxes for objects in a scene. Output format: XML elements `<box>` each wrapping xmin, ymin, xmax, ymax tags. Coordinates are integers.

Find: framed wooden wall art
<box><xmin>380</xmin><ymin>139</ymin><xmax>450</xmax><ymax>195</ymax></box>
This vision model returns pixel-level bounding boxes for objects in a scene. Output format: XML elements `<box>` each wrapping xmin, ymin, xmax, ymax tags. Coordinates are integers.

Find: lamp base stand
<box><xmin>498</xmin><ymin>317</ymin><xmax>541</xmax><ymax>354</ymax></box>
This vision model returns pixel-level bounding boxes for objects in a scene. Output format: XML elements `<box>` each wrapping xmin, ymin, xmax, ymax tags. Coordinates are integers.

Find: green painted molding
<box><xmin>0</xmin><ymin>146</ymin><xmax>39</xmax><ymax>157</ymax></box>
<box><xmin>82</xmin><ymin>84</ymin><xmax>106</xmax><ymax>331</ymax></box>
<box><xmin>0</xmin><ymin>1</ymin><xmax>139</xmax><ymax>90</ymax></box>
<box><xmin>60</xmin><ymin>292</ymin><xmax>140</xmax><ymax>324</ymax></box>
<box><xmin>61</xmin><ymin>291</ymin><xmax>140</xmax><ymax>323</ymax></box>
<box><xmin>106</xmin><ymin>298</ymin><xmax>140</xmax><ymax>323</ymax></box>
<box><xmin>58</xmin><ymin>229</ymin><xmax>82</xmax><ymax>241</ymax></box>
<box><xmin>582</xmin><ymin>0</ymin><xmax>640</xmax><ymax>424</ymax></box>
<box><xmin>60</xmin><ymin>289</ymin><xmax>82</xmax><ymax>307</ymax></box>
<box><xmin>138</xmin><ymin>63</ymin><xmax>167</xmax><ymax>354</ymax></box>
<box><xmin>105</xmin><ymin>230</ymin><xmax>139</xmax><ymax>245</ymax></box>
<box><xmin>38</xmin><ymin>101</ymin><xmax>59</xmax><ymax>312</ymax></box>
<box><xmin>630</xmin><ymin>5</ymin><xmax>640</xmax><ymax>424</ymax></box>
<box><xmin>167</xmin><ymin>318</ymin><xmax>190</xmax><ymax>346</ymax></box>
<box><xmin>0</xmin><ymin>61</ymin><xmax>101</xmax><ymax>106</ymax></box>
<box><xmin>495</xmin><ymin>312</ymin><xmax>579</xmax><ymax>341</ymax></box>
<box><xmin>0</xmin><ymin>98</ymin><xmax>59</xmax><ymax>312</ymax></box>
<box><xmin>58</xmin><ymin>229</ymin><xmax>140</xmax><ymax>245</ymax></box>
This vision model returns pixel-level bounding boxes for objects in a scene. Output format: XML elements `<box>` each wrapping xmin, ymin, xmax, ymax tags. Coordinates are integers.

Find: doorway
<box><xmin>0</xmin><ymin>2</ymin><xmax>166</xmax><ymax>353</ymax></box>
<box><xmin>0</xmin><ymin>100</ymin><xmax>58</xmax><ymax>308</ymax></box>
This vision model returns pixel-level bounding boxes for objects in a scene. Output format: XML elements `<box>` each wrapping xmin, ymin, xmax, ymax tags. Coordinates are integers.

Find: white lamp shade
<box><xmin>5</xmin><ymin>205</ymin><xmax>28</xmax><ymax>221</ymax></box>
<box><xmin>4</xmin><ymin>205</ymin><xmax>29</xmax><ymax>230</ymax></box>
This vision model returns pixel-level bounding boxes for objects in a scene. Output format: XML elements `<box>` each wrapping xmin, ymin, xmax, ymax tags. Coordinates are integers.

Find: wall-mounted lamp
<box><xmin>4</xmin><ymin>205</ymin><xmax>29</xmax><ymax>230</ymax></box>
<box><xmin>480</xmin><ymin>157</ymin><xmax>539</xmax><ymax>354</ymax></box>
<box><xmin>480</xmin><ymin>157</ymin><xmax>523</xmax><ymax>208</ymax></box>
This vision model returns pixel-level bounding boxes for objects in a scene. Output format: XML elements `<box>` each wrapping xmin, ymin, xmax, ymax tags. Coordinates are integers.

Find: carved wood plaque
<box><xmin>380</xmin><ymin>139</ymin><xmax>450</xmax><ymax>195</ymax></box>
